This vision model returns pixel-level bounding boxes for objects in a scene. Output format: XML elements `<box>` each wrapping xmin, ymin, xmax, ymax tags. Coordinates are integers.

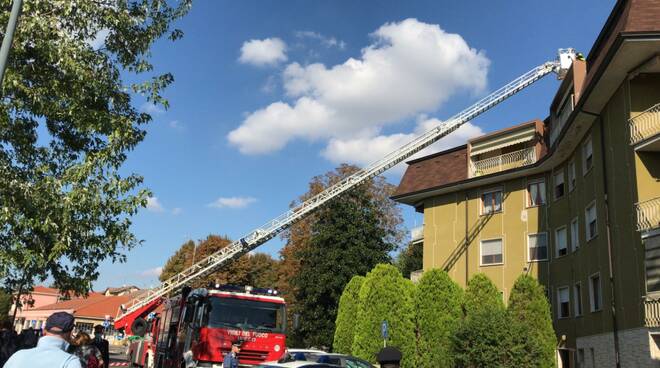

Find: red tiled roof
<box><xmin>32</xmin><ymin>293</ymin><xmax>137</xmax><ymax>319</ymax></box>
<box><xmin>31</xmin><ymin>286</ymin><xmax>60</xmax><ymax>295</ymax></box>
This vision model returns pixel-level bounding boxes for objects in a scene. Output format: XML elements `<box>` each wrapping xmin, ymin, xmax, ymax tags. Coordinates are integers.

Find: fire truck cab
<box><xmin>153</xmin><ymin>284</ymin><xmax>287</xmax><ymax>368</ymax></box>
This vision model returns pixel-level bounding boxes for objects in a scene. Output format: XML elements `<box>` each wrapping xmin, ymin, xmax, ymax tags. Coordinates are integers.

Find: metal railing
<box><xmin>644</xmin><ymin>298</ymin><xmax>660</xmax><ymax>327</ymax></box>
<box><xmin>470</xmin><ymin>147</ymin><xmax>536</xmax><ymax>177</ymax></box>
<box><xmin>630</xmin><ymin>102</ymin><xmax>660</xmax><ymax>146</ymax></box>
<box><xmin>411</xmin><ymin>226</ymin><xmax>424</xmax><ymax>244</ymax></box>
<box><xmin>636</xmin><ymin>197</ymin><xmax>660</xmax><ymax>232</ymax></box>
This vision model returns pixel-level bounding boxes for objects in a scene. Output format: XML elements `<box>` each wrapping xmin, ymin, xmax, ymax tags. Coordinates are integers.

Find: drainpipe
<box><xmin>586</xmin><ymin>109</ymin><xmax>622</xmax><ymax>368</ymax></box>
<box><xmin>465</xmin><ymin>192</ymin><xmax>469</xmax><ymax>285</ymax></box>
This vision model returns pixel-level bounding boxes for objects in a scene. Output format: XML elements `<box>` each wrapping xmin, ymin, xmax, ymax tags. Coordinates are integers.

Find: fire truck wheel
<box><xmin>131</xmin><ymin>317</ymin><xmax>148</xmax><ymax>337</ymax></box>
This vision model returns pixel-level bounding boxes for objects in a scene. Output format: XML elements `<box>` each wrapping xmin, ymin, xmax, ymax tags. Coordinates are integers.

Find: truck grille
<box><xmin>220</xmin><ymin>348</ymin><xmax>269</xmax><ymax>363</ymax></box>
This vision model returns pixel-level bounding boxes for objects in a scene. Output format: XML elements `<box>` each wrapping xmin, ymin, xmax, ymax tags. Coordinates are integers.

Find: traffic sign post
<box><xmin>381</xmin><ymin>320</ymin><xmax>389</xmax><ymax>348</ymax></box>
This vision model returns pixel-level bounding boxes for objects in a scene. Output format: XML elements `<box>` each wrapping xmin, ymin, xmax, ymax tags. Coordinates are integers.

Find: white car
<box><xmin>256</xmin><ymin>361</ymin><xmax>339</xmax><ymax>368</ymax></box>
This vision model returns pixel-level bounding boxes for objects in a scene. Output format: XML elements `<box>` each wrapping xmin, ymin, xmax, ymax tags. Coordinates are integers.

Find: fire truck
<box><xmin>125</xmin><ymin>284</ymin><xmax>286</xmax><ymax>367</ymax></box>
<box><xmin>115</xmin><ymin>49</ymin><xmax>578</xmax><ymax>367</ymax></box>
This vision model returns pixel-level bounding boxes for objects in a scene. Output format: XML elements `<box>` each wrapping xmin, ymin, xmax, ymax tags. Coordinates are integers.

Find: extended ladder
<box><xmin>116</xmin><ymin>49</ymin><xmax>575</xmax><ymax>324</ymax></box>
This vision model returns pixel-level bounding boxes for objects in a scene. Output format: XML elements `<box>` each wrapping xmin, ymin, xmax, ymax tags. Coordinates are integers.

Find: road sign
<box><xmin>381</xmin><ymin>320</ymin><xmax>389</xmax><ymax>339</ymax></box>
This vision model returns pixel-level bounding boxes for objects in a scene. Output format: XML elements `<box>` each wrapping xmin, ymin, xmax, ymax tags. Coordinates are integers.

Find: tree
<box><xmin>0</xmin><ymin>0</ymin><xmax>192</xmax><ymax>296</ymax></box>
<box><xmin>352</xmin><ymin>264</ymin><xmax>415</xmax><ymax>368</ymax></box>
<box><xmin>290</xmin><ymin>179</ymin><xmax>399</xmax><ymax>348</ymax></box>
<box><xmin>0</xmin><ymin>289</ymin><xmax>12</xmax><ymax>323</ymax></box>
<box><xmin>414</xmin><ymin>269</ymin><xmax>463</xmax><ymax>368</ymax></box>
<box><xmin>453</xmin><ymin>273</ymin><xmax>508</xmax><ymax>367</ymax></box>
<box><xmin>333</xmin><ymin>275</ymin><xmax>365</xmax><ymax>354</ymax></box>
<box><xmin>159</xmin><ymin>235</ymin><xmax>280</xmax><ymax>289</ymax></box>
<box><xmin>506</xmin><ymin>275</ymin><xmax>555</xmax><ymax>367</ymax></box>
<box><xmin>396</xmin><ymin>241</ymin><xmax>423</xmax><ymax>279</ymax></box>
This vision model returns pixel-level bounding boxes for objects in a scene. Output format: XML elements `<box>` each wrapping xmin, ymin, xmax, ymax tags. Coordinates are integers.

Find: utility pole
<box><xmin>0</xmin><ymin>0</ymin><xmax>23</xmax><ymax>85</ymax></box>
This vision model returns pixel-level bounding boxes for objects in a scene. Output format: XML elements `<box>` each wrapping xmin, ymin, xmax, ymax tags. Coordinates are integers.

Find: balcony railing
<box><xmin>470</xmin><ymin>147</ymin><xmax>536</xmax><ymax>177</ymax></box>
<box><xmin>645</xmin><ymin>298</ymin><xmax>660</xmax><ymax>327</ymax></box>
<box><xmin>411</xmin><ymin>226</ymin><xmax>423</xmax><ymax>244</ymax></box>
<box><xmin>636</xmin><ymin>197</ymin><xmax>660</xmax><ymax>232</ymax></box>
<box><xmin>630</xmin><ymin>102</ymin><xmax>660</xmax><ymax>146</ymax></box>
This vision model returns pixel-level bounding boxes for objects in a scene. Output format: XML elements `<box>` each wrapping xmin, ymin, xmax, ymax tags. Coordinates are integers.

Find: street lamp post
<box><xmin>0</xmin><ymin>0</ymin><xmax>24</xmax><ymax>85</ymax></box>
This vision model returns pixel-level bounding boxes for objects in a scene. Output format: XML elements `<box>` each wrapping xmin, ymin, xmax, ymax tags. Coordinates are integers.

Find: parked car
<box><xmin>279</xmin><ymin>349</ymin><xmax>374</xmax><ymax>368</ymax></box>
<box><xmin>256</xmin><ymin>362</ymin><xmax>339</xmax><ymax>368</ymax></box>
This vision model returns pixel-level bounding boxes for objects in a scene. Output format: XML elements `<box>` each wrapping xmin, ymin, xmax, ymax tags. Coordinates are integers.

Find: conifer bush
<box><xmin>453</xmin><ymin>273</ymin><xmax>508</xmax><ymax>367</ymax></box>
<box><xmin>352</xmin><ymin>264</ymin><xmax>415</xmax><ymax>368</ymax></box>
<box><xmin>507</xmin><ymin>275</ymin><xmax>556</xmax><ymax>367</ymax></box>
<box><xmin>333</xmin><ymin>275</ymin><xmax>365</xmax><ymax>354</ymax></box>
<box><xmin>414</xmin><ymin>269</ymin><xmax>463</xmax><ymax>368</ymax></box>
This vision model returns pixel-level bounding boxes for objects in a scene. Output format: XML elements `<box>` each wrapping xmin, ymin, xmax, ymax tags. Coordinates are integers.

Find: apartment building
<box><xmin>392</xmin><ymin>1</ymin><xmax>660</xmax><ymax>367</ymax></box>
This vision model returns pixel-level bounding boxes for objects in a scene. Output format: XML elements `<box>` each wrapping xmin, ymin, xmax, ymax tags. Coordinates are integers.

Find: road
<box><xmin>109</xmin><ymin>344</ymin><xmax>129</xmax><ymax>367</ymax></box>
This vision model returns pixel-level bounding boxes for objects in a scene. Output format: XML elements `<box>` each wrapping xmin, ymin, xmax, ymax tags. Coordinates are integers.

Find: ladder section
<box><xmin>117</xmin><ymin>59</ymin><xmax>561</xmax><ymax>321</ymax></box>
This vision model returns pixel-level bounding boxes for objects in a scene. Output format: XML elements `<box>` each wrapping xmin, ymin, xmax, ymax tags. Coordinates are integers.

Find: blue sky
<box><xmin>94</xmin><ymin>0</ymin><xmax>615</xmax><ymax>289</ymax></box>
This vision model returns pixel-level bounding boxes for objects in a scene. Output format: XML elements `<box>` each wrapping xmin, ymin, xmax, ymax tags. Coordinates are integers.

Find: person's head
<box><xmin>72</xmin><ymin>331</ymin><xmax>91</xmax><ymax>346</ymax></box>
<box><xmin>93</xmin><ymin>325</ymin><xmax>104</xmax><ymax>335</ymax></box>
<box><xmin>44</xmin><ymin>312</ymin><xmax>75</xmax><ymax>342</ymax></box>
<box><xmin>231</xmin><ymin>343</ymin><xmax>241</xmax><ymax>354</ymax></box>
<box><xmin>0</xmin><ymin>320</ymin><xmax>13</xmax><ymax>331</ymax></box>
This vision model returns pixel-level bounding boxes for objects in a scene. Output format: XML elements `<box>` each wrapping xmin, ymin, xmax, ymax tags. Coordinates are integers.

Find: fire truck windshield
<box><xmin>206</xmin><ymin>297</ymin><xmax>285</xmax><ymax>333</ymax></box>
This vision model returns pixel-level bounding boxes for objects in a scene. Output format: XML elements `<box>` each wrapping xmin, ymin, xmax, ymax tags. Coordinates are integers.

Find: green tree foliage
<box><xmin>353</xmin><ymin>264</ymin><xmax>415</xmax><ymax>368</ymax></box>
<box><xmin>159</xmin><ymin>235</ymin><xmax>279</xmax><ymax>289</ymax></box>
<box><xmin>396</xmin><ymin>241</ymin><xmax>423</xmax><ymax>278</ymax></box>
<box><xmin>453</xmin><ymin>273</ymin><xmax>508</xmax><ymax>367</ymax></box>
<box><xmin>414</xmin><ymin>269</ymin><xmax>463</xmax><ymax>368</ymax></box>
<box><xmin>278</xmin><ymin>164</ymin><xmax>405</xmax><ymax>335</ymax></box>
<box><xmin>506</xmin><ymin>275</ymin><xmax>555</xmax><ymax>367</ymax></box>
<box><xmin>0</xmin><ymin>0</ymin><xmax>192</xmax><ymax>295</ymax></box>
<box><xmin>290</xmin><ymin>177</ymin><xmax>398</xmax><ymax>348</ymax></box>
<box><xmin>333</xmin><ymin>275</ymin><xmax>365</xmax><ymax>354</ymax></box>
<box><xmin>0</xmin><ymin>289</ymin><xmax>12</xmax><ymax>323</ymax></box>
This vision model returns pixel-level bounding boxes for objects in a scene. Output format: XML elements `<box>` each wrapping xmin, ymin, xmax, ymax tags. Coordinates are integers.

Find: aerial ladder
<box><xmin>115</xmin><ymin>48</ymin><xmax>578</xmax><ymax>333</ymax></box>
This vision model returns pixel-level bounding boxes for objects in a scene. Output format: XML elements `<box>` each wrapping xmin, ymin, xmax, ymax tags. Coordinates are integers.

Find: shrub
<box><xmin>506</xmin><ymin>275</ymin><xmax>555</xmax><ymax>367</ymax></box>
<box><xmin>333</xmin><ymin>275</ymin><xmax>365</xmax><ymax>354</ymax></box>
<box><xmin>414</xmin><ymin>269</ymin><xmax>463</xmax><ymax>368</ymax></box>
<box><xmin>352</xmin><ymin>264</ymin><xmax>415</xmax><ymax>368</ymax></box>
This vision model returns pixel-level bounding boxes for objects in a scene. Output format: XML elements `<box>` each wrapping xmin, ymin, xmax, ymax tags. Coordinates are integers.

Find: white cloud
<box><xmin>169</xmin><ymin>120</ymin><xmax>184</xmax><ymax>130</ymax></box>
<box><xmin>146</xmin><ymin>197</ymin><xmax>165</xmax><ymax>213</ymax></box>
<box><xmin>208</xmin><ymin>196</ymin><xmax>257</xmax><ymax>209</ymax></box>
<box><xmin>322</xmin><ymin>118</ymin><xmax>484</xmax><ymax>172</ymax></box>
<box><xmin>171</xmin><ymin>207</ymin><xmax>183</xmax><ymax>215</ymax></box>
<box><xmin>138</xmin><ymin>267</ymin><xmax>163</xmax><ymax>278</ymax></box>
<box><xmin>239</xmin><ymin>38</ymin><xmax>287</xmax><ymax>67</ymax></box>
<box><xmin>228</xmin><ymin>19</ymin><xmax>489</xmax><ymax>156</ymax></box>
<box><xmin>140</xmin><ymin>102</ymin><xmax>165</xmax><ymax>115</ymax></box>
<box><xmin>88</xmin><ymin>29</ymin><xmax>110</xmax><ymax>49</ymax></box>
<box><xmin>295</xmin><ymin>31</ymin><xmax>346</xmax><ymax>49</ymax></box>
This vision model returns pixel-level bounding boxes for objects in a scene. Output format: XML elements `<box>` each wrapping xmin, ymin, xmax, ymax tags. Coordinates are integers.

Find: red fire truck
<box><xmin>124</xmin><ymin>284</ymin><xmax>287</xmax><ymax>368</ymax></box>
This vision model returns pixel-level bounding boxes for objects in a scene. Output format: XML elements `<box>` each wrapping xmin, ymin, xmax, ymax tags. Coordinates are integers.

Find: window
<box><xmin>554</xmin><ymin>170</ymin><xmax>565</xmax><ymax>200</ymax></box>
<box><xmin>527</xmin><ymin>180</ymin><xmax>546</xmax><ymax>207</ymax></box>
<box><xmin>481</xmin><ymin>190</ymin><xmax>502</xmax><ymax>215</ymax></box>
<box><xmin>589</xmin><ymin>273</ymin><xmax>602</xmax><ymax>312</ymax></box>
<box><xmin>571</xmin><ymin>218</ymin><xmax>579</xmax><ymax>252</ymax></box>
<box><xmin>555</xmin><ymin>227</ymin><xmax>568</xmax><ymax>257</ymax></box>
<box><xmin>557</xmin><ymin>286</ymin><xmax>570</xmax><ymax>318</ymax></box>
<box><xmin>583</xmin><ymin>137</ymin><xmax>593</xmax><ymax>174</ymax></box>
<box><xmin>528</xmin><ymin>233</ymin><xmax>548</xmax><ymax>261</ymax></box>
<box><xmin>568</xmin><ymin>161</ymin><xmax>576</xmax><ymax>192</ymax></box>
<box><xmin>574</xmin><ymin>283</ymin><xmax>583</xmax><ymax>316</ymax></box>
<box><xmin>585</xmin><ymin>202</ymin><xmax>598</xmax><ymax>241</ymax></box>
<box><xmin>577</xmin><ymin>349</ymin><xmax>585</xmax><ymax>368</ymax></box>
<box><xmin>481</xmin><ymin>239</ymin><xmax>503</xmax><ymax>265</ymax></box>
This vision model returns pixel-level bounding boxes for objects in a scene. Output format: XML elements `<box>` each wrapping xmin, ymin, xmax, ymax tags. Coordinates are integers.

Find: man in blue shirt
<box><xmin>4</xmin><ymin>311</ymin><xmax>82</xmax><ymax>368</ymax></box>
<box><xmin>223</xmin><ymin>343</ymin><xmax>240</xmax><ymax>368</ymax></box>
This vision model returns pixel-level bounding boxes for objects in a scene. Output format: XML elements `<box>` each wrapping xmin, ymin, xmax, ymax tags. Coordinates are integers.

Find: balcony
<box><xmin>411</xmin><ymin>226</ymin><xmax>423</xmax><ymax>244</ymax></box>
<box><xmin>470</xmin><ymin>147</ymin><xmax>536</xmax><ymax>177</ymax></box>
<box><xmin>645</xmin><ymin>297</ymin><xmax>660</xmax><ymax>327</ymax></box>
<box><xmin>629</xmin><ymin>102</ymin><xmax>660</xmax><ymax>150</ymax></box>
<box><xmin>636</xmin><ymin>197</ymin><xmax>660</xmax><ymax>232</ymax></box>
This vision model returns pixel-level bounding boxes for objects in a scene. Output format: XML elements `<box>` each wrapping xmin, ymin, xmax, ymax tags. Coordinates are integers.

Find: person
<box><xmin>0</xmin><ymin>320</ymin><xmax>18</xmax><ymax>367</ymax></box>
<box><xmin>18</xmin><ymin>326</ymin><xmax>38</xmax><ymax>349</ymax></box>
<box><xmin>92</xmin><ymin>325</ymin><xmax>110</xmax><ymax>368</ymax></box>
<box><xmin>3</xmin><ymin>311</ymin><xmax>82</xmax><ymax>368</ymax></box>
<box><xmin>70</xmin><ymin>332</ymin><xmax>103</xmax><ymax>368</ymax></box>
<box><xmin>222</xmin><ymin>343</ymin><xmax>240</xmax><ymax>368</ymax></box>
